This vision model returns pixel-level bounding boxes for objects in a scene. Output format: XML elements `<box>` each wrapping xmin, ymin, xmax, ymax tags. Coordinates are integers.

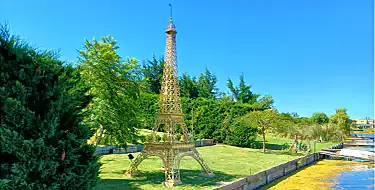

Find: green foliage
<box><xmin>137</xmin><ymin>92</ymin><xmax>159</xmax><ymax>129</ymax></box>
<box><xmin>142</xmin><ymin>56</ymin><xmax>164</xmax><ymax>94</ymax></box>
<box><xmin>0</xmin><ymin>26</ymin><xmax>99</xmax><ymax>189</ymax></box>
<box><xmin>225</xmin><ymin>118</ymin><xmax>259</xmax><ymax>147</ymax></box>
<box><xmin>154</xmin><ymin>135</ymin><xmax>160</xmax><ymax>142</ymax></box>
<box><xmin>78</xmin><ymin>36</ymin><xmax>141</xmax><ymax>147</ymax></box>
<box><xmin>197</xmin><ymin>68</ymin><xmax>218</xmax><ymax>99</ymax></box>
<box><xmin>329</xmin><ymin>108</ymin><xmax>351</xmax><ymax>136</ymax></box>
<box><xmin>227</xmin><ymin>74</ymin><xmax>259</xmax><ymax>104</ymax></box>
<box><xmin>311</xmin><ymin>112</ymin><xmax>329</xmax><ymax>124</ymax></box>
<box><xmin>252</xmin><ymin>95</ymin><xmax>274</xmax><ymax>111</ymax></box>
<box><xmin>180</xmin><ymin>73</ymin><xmax>198</xmax><ymax>99</ymax></box>
<box><xmin>235</xmin><ymin>109</ymin><xmax>280</xmax><ymax>152</ymax></box>
<box><xmin>321</xmin><ymin>123</ymin><xmax>344</xmax><ymax>142</ymax></box>
<box><xmin>184</xmin><ymin>98</ymin><xmax>253</xmax><ymax>142</ymax></box>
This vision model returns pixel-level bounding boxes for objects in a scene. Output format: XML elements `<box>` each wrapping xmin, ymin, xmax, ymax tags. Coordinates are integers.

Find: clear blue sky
<box><xmin>1</xmin><ymin>0</ymin><xmax>374</xmax><ymax>119</ymax></box>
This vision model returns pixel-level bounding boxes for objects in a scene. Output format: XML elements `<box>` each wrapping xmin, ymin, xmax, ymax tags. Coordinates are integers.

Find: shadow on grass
<box><xmin>253</xmin><ymin>141</ymin><xmax>290</xmax><ymax>150</ymax></box>
<box><xmin>94</xmin><ymin>169</ymin><xmax>238</xmax><ymax>190</ymax></box>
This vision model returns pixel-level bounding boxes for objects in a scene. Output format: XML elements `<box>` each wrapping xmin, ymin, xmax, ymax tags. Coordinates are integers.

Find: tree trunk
<box><xmin>294</xmin><ymin>135</ymin><xmax>298</xmax><ymax>153</ymax></box>
<box><xmin>95</xmin><ymin>124</ymin><xmax>104</xmax><ymax>146</ymax></box>
<box><xmin>262</xmin><ymin>127</ymin><xmax>266</xmax><ymax>153</ymax></box>
<box><xmin>307</xmin><ymin>138</ymin><xmax>311</xmax><ymax>153</ymax></box>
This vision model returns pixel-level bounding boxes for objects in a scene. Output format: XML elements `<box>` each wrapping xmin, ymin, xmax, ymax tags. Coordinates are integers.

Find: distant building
<box><xmin>351</xmin><ymin>118</ymin><xmax>375</xmax><ymax>128</ymax></box>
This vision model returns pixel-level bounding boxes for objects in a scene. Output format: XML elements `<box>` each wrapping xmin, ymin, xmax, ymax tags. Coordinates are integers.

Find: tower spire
<box><xmin>169</xmin><ymin>4</ymin><xmax>172</xmax><ymax>19</ymax></box>
<box><xmin>166</xmin><ymin>4</ymin><xmax>176</xmax><ymax>34</ymax></box>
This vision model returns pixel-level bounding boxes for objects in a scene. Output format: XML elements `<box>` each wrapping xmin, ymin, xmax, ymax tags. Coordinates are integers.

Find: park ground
<box><xmin>93</xmin><ymin>136</ymin><xmax>335</xmax><ymax>190</ymax></box>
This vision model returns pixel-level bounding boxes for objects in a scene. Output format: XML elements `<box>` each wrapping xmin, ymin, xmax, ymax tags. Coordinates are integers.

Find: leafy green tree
<box><xmin>0</xmin><ymin>26</ymin><xmax>99</xmax><ymax>189</ymax></box>
<box><xmin>78</xmin><ymin>36</ymin><xmax>140</xmax><ymax>146</ymax></box>
<box><xmin>227</xmin><ymin>74</ymin><xmax>259</xmax><ymax>104</ymax></box>
<box><xmin>311</xmin><ymin>112</ymin><xmax>329</xmax><ymax>124</ymax></box>
<box><xmin>180</xmin><ymin>73</ymin><xmax>198</xmax><ymax>99</ymax></box>
<box><xmin>329</xmin><ymin>108</ymin><xmax>351</xmax><ymax>137</ymax></box>
<box><xmin>137</xmin><ymin>92</ymin><xmax>159</xmax><ymax>129</ymax></box>
<box><xmin>321</xmin><ymin>122</ymin><xmax>345</xmax><ymax>142</ymax></box>
<box><xmin>276</xmin><ymin>113</ymin><xmax>311</xmax><ymax>152</ymax></box>
<box><xmin>197</xmin><ymin>68</ymin><xmax>218</xmax><ymax>99</ymax></box>
<box><xmin>142</xmin><ymin>56</ymin><xmax>164</xmax><ymax>94</ymax></box>
<box><xmin>252</xmin><ymin>95</ymin><xmax>274</xmax><ymax>111</ymax></box>
<box><xmin>235</xmin><ymin>109</ymin><xmax>280</xmax><ymax>153</ymax></box>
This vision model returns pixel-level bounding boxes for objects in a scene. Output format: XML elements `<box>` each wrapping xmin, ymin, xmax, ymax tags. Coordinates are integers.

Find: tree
<box><xmin>0</xmin><ymin>26</ymin><xmax>100</xmax><ymax>189</ymax></box>
<box><xmin>329</xmin><ymin>108</ymin><xmax>351</xmax><ymax>137</ymax></box>
<box><xmin>180</xmin><ymin>73</ymin><xmax>198</xmax><ymax>99</ymax></box>
<box><xmin>252</xmin><ymin>95</ymin><xmax>274</xmax><ymax>111</ymax></box>
<box><xmin>142</xmin><ymin>56</ymin><xmax>164</xmax><ymax>94</ymax></box>
<box><xmin>197</xmin><ymin>68</ymin><xmax>218</xmax><ymax>99</ymax></box>
<box><xmin>227</xmin><ymin>74</ymin><xmax>259</xmax><ymax>104</ymax></box>
<box><xmin>236</xmin><ymin>109</ymin><xmax>280</xmax><ymax>152</ymax></box>
<box><xmin>311</xmin><ymin>112</ymin><xmax>329</xmax><ymax>124</ymax></box>
<box><xmin>78</xmin><ymin>36</ymin><xmax>140</xmax><ymax>147</ymax></box>
<box><xmin>277</xmin><ymin>113</ymin><xmax>311</xmax><ymax>152</ymax></box>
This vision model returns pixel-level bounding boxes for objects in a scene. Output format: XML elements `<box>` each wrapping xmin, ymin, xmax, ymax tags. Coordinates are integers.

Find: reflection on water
<box><xmin>329</xmin><ymin>134</ymin><xmax>375</xmax><ymax>189</ymax></box>
<box><xmin>330</xmin><ymin>164</ymin><xmax>374</xmax><ymax>189</ymax></box>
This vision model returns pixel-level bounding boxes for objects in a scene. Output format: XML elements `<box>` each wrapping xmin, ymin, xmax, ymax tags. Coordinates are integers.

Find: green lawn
<box><xmin>94</xmin><ymin>136</ymin><xmax>336</xmax><ymax>190</ymax></box>
<box><xmin>254</xmin><ymin>135</ymin><xmax>336</xmax><ymax>152</ymax></box>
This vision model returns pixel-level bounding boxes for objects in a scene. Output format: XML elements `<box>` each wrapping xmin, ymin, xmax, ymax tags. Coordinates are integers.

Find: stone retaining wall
<box><xmin>213</xmin><ymin>153</ymin><xmax>321</xmax><ymax>190</ymax></box>
<box><xmin>213</xmin><ymin>142</ymin><xmax>344</xmax><ymax>190</ymax></box>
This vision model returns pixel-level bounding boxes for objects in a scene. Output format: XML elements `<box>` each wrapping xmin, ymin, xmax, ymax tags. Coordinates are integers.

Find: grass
<box><xmin>254</xmin><ymin>135</ymin><xmax>336</xmax><ymax>152</ymax></box>
<box><xmin>94</xmin><ymin>135</ymin><xmax>337</xmax><ymax>190</ymax></box>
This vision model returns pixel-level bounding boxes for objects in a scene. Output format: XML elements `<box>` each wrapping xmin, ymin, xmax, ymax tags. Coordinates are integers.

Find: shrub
<box><xmin>0</xmin><ymin>26</ymin><xmax>100</xmax><ymax>189</ymax></box>
<box><xmin>225</xmin><ymin>121</ymin><xmax>259</xmax><ymax>148</ymax></box>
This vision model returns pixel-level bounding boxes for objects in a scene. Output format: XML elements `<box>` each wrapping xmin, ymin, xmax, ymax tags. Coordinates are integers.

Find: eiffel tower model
<box><xmin>126</xmin><ymin>5</ymin><xmax>214</xmax><ymax>187</ymax></box>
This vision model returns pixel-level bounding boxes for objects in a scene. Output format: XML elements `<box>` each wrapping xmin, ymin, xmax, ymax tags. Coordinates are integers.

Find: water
<box><xmin>330</xmin><ymin>165</ymin><xmax>374</xmax><ymax>189</ymax></box>
<box><xmin>352</xmin><ymin>133</ymin><xmax>374</xmax><ymax>139</ymax></box>
<box><xmin>328</xmin><ymin>134</ymin><xmax>375</xmax><ymax>189</ymax></box>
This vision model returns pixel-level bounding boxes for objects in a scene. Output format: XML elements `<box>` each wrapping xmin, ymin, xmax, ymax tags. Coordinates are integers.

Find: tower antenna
<box><xmin>169</xmin><ymin>4</ymin><xmax>172</xmax><ymax>18</ymax></box>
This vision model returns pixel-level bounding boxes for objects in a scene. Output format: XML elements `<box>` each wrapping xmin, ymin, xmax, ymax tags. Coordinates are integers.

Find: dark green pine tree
<box><xmin>142</xmin><ymin>56</ymin><xmax>164</xmax><ymax>94</ymax></box>
<box><xmin>0</xmin><ymin>26</ymin><xmax>100</xmax><ymax>189</ymax></box>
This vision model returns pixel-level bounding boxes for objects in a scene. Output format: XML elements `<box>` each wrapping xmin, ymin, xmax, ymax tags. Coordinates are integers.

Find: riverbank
<box><xmin>260</xmin><ymin>159</ymin><xmax>372</xmax><ymax>190</ymax></box>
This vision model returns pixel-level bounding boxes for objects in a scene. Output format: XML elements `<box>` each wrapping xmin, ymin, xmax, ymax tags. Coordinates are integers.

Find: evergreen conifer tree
<box><xmin>0</xmin><ymin>26</ymin><xmax>100</xmax><ymax>189</ymax></box>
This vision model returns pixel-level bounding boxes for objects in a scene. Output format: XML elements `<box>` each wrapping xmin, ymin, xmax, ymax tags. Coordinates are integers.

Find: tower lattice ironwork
<box><xmin>126</xmin><ymin>5</ymin><xmax>214</xmax><ymax>186</ymax></box>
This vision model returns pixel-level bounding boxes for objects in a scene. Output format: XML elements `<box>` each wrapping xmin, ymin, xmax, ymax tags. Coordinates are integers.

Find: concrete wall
<box><xmin>213</xmin><ymin>153</ymin><xmax>321</xmax><ymax>190</ymax></box>
<box><xmin>195</xmin><ymin>139</ymin><xmax>214</xmax><ymax>147</ymax></box>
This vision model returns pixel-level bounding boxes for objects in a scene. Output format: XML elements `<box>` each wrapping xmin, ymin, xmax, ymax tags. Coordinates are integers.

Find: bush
<box><xmin>155</xmin><ymin>135</ymin><xmax>161</xmax><ymax>142</ymax></box>
<box><xmin>225</xmin><ymin>122</ymin><xmax>259</xmax><ymax>148</ymax></box>
<box><xmin>0</xmin><ymin>26</ymin><xmax>100</xmax><ymax>189</ymax></box>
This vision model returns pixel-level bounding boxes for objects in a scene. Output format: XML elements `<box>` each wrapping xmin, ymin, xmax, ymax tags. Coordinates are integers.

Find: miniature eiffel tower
<box><xmin>126</xmin><ymin>5</ymin><xmax>214</xmax><ymax>186</ymax></box>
